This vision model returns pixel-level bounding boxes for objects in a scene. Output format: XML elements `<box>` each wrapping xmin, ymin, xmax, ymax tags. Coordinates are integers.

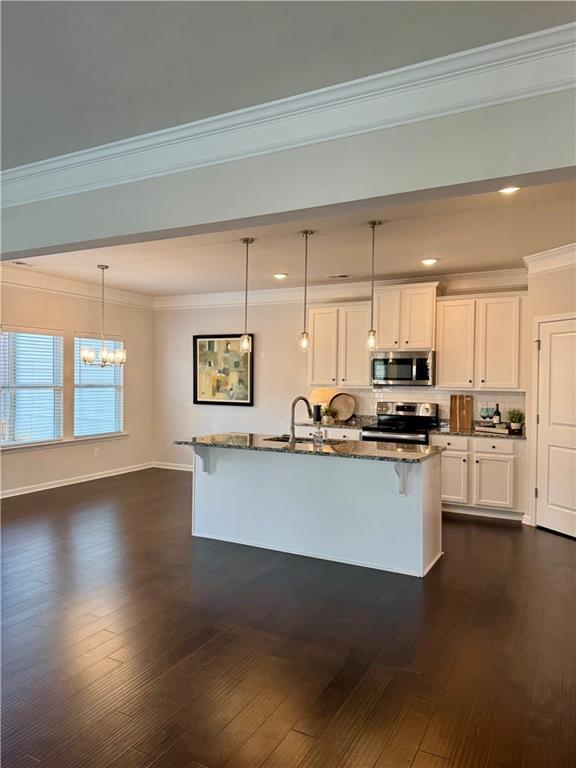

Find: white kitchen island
<box><xmin>176</xmin><ymin>434</ymin><xmax>444</xmax><ymax>577</ymax></box>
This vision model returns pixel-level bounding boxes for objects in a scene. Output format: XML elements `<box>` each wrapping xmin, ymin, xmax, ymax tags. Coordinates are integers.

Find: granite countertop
<box><xmin>175</xmin><ymin>433</ymin><xmax>444</xmax><ymax>463</ymax></box>
<box><xmin>431</xmin><ymin>424</ymin><xmax>526</xmax><ymax>440</ymax></box>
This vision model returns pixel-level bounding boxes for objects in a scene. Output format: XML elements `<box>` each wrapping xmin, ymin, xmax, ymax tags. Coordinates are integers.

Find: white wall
<box><xmin>0</xmin><ymin>281</ymin><xmax>155</xmax><ymax>494</ymax></box>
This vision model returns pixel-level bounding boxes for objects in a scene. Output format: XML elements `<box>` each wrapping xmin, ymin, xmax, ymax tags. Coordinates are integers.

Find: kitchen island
<box><xmin>176</xmin><ymin>433</ymin><xmax>444</xmax><ymax>577</ymax></box>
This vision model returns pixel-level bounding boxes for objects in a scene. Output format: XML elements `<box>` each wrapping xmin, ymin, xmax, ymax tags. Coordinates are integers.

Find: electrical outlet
<box><xmin>94</xmin><ymin>446</ymin><xmax>101</xmax><ymax>458</ymax></box>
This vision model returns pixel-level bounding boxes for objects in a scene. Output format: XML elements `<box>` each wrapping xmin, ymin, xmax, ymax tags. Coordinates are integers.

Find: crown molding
<box><xmin>523</xmin><ymin>242</ymin><xmax>576</xmax><ymax>275</ymax></box>
<box><xmin>0</xmin><ymin>265</ymin><xmax>154</xmax><ymax>309</ymax></box>
<box><xmin>2</xmin><ymin>24</ymin><xmax>574</xmax><ymax>209</ymax></box>
<box><xmin>153</xmin><ymin>270</ymin><xmax>527</xmax><ymax>310</ymax></box>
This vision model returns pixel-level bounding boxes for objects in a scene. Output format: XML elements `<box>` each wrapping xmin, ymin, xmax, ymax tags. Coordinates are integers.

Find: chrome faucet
<box><xmin>289</xmin><ymin>396</ymin><xmax>314</xmax><ymax>447</ymax></box>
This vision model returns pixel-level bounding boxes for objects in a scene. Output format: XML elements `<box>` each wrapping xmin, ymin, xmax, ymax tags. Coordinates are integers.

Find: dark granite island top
<box><xmin>175</xmin><ymin>433</ymin><xmax>444</xmax><ymax>463</ymax></box>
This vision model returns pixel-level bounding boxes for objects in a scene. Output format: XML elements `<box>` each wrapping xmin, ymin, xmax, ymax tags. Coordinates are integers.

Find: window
<box><xmin>74</xmin><ymin>337</ymin><xmax>124</xmax><ymax>437</ymax></box>
<box><xmin>0</xmin><ymin>331</ymin><xmax>64</xmax><ymax>446</ymax></box>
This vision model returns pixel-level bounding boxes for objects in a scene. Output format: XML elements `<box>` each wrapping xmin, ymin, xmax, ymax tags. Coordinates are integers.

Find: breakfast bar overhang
<box><xmin>176</xmin><ymin>434</ymin><xmax>444</xmax><ymax>577</ymax></box>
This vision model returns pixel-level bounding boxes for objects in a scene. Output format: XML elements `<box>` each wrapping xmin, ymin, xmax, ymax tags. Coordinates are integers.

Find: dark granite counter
<box><xmin>431</xmin><ymin>425</ymin><xmax>526</xmax><ymax>440</ymax></box>
<box><xmin>175</xmin><ymin>433</ymin><xmax>443</xmax><ymax>463</ymax></box>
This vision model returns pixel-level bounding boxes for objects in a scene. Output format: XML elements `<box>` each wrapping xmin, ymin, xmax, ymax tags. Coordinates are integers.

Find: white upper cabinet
<box><xmin>400</xmin><ymin>285</ymin><xmax>436</xmax><ymax>349</ymax></box>
<box><xmin>436</xmin><ymin>299</ymin><xmax>476</xmax><ymax>388</ymax></box>
<box><xmin>375</xmin><ymin>291</ymin><xmax>401</xmax><ymax>349</ymax></box>
<box><xmin>338</xmin><ymin>304</ymin><xmax>371</xmax><ymax>387</ymax></box>
<box><xmin>308</xmin><ymin>304</ymin><xmax>370</xmax><ymax>387</ymax></box>
<box><xmin>308</xmin><ymin>307</ymin><xmax>338</xmax><ymax>386</ymax></box>
<box><xmin>436</xmin><ymin>295</ymin><xmax>522</xmax><ymax>390</ymax></box>
<box><xmin>375</xmin><ymin>283</ymin><xmax>437</xmax><ymax>350</ymax></box>
<box><xmin>476</xmin><ymin>296</ymin><xmax>520</xmax><ymax>390</ymax></box>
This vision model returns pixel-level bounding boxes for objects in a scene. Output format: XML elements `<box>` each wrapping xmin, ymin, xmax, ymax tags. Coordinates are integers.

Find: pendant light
<box><xmin>367</xmin><ymin>220</ymin><xmax>382</xmax><ymax>349</ymax></box>
<box><xmin>239</xmin><ymin>237</ymin><xmax>254</xmax><ymax>353</ymax></box>
<box><xmin>299</xmin><ymin>230</ymin><xmax>314</xmax><ymax>351</ymax></box>
<box><xmin>81</xmin><ymin>265</ymin><xmax>126</xmax><ymax>366</ymax></box>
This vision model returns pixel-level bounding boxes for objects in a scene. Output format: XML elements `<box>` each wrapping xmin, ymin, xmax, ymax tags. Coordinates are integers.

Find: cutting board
<box><xmin>450</xmin><ymin>395</ymin><xmax>473</xmax><ymax>432</ymax></box>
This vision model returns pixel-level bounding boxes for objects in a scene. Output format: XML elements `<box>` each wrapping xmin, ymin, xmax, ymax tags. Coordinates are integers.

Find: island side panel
<box><xmin>420</xmin><ymin>453</ymin><xmax>443</xmax><ymax>574</ymax></box>
<box><xmin>192</xmin><ymin>447</ymin><xmax>431</xmax><ymax>577</ymax></box>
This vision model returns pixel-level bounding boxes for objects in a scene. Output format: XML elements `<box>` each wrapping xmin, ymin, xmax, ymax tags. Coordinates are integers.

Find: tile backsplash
<box><xmin>345</xmin><ymin>386</ymin><xmax>526</xmax><ymax>422</ymax></box>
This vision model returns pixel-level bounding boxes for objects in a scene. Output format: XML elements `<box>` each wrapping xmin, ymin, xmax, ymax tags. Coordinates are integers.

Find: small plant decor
<box><xmin>507</xmin><ymin>408</ymin><xmax>525</xmax><ymax>425</ymax></box>
<box><xmin>321</xmin><ymin>405</ymin><xmax>338</xmax><ymax>424</ymax></box>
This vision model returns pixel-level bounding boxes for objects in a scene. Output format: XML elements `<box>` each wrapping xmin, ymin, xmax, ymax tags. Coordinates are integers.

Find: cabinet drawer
<box><xmin>325</xmin><ymin>427</ymin><xmax>361</xmax><ymax>441</ymax></box>
<box><xmin>293</xmin><ymin>426</ymin><xmax>317</xmax><ymax>439</ymax></box>
<box><xmin>472</xmin><ymin>438</ymin><xmax>515</xmax><ymax>455</ymax></box>
<box><xmin>430</xmin><ymin>434</ymin><xmax>469</xmax><ymax>451</ymax></box>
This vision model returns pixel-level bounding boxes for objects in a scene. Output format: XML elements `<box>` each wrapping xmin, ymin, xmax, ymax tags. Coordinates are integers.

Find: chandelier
<box><xmin>81</xmin><ymin>265</ymin><xmax>126</xmax><ymax>366</ymax></box>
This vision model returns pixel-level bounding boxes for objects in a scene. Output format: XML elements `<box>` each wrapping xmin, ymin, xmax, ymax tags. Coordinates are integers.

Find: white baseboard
<box><xmin>153</xmin><ymin>462</ymin><xmax>194</xmax><ymax>472</ymax></box>
<box><xmin>443</xmin><ymin>504</ymin><xmax>523</xmax><ymax>522</ymax></box>
<box><xmin>0</xmin><ymin>462</ymin><xmax>157</xmax><ymax>498</ymax></box>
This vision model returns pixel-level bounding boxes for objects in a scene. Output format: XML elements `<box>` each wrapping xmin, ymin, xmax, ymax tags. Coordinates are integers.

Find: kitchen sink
<box><xmin>265</xmin><ymin>435</ymin><xmax>345</xmax><ymax>445</ymax></box>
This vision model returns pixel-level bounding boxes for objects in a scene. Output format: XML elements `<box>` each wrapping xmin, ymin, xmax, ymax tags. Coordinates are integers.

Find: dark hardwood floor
<box><xmin>2</xmin><ymin>468</ymin><xmax>574</xmax><ymax>768</ymax></box>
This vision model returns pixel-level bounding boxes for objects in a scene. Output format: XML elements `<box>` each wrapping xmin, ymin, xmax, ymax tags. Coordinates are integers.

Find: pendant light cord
<box><xmin>303</xmin><ymin>232</ymin><xmax>308</xmax><ymax>333</ymax></box>
<box><xmin>100</xmin><ymin>266</ymin><xmax>106</xmax><ymax>347</ymax></box>
<box><xmin>244</xmin><ymin>240</ymin><xmax>249</xmax><ymax>335</ymax></box>
<box><xmin>368</xmin><ymin>221</ymin><xmax>381</xmax><ymax>331</ymax></box>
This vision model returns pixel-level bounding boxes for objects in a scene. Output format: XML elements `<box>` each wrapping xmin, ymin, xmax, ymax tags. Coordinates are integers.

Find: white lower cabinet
<box><xmin>293</xmin><ymin>425</ymin><xmax>361</xmax><ymax>441</ymax></box>
<box><xmin>472</xmin><ymin>454</ymin><xmax>515</xmax><ymax>509</ymax></box>
<box><xmin>440</xmin><ymin>451</ymin><xmax>469</xmax><ymax>504</ymax></box>
<box><xmin>430</xmin><ymin>435</ymin><xmax>521</xmax><ymax>514</ymax></box>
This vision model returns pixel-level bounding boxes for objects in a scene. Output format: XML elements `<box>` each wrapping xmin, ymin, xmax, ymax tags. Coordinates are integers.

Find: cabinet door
<box><xmin>338</xmin><ymin>304</ymin><xmax>371</xmax><ymax>387</ymax></box>
<box><xmin>476</xmin><ymin>296</ymin><xmax>520</xmax><ymax>389</ymax></box>
<box><xmin>325</xmin><ymin>427</ymin><xmax>362</xmax><ymax>441</ymax></box>
<box><xmin>400</xmin><ymin>285</ymin><xmax>436</xmax><ymax>349</ymax></box>
<box><xmin>473</xmin><ymin>454</ymin><xmax>515</xmax><ymax>509</ymax></box>
<box><xmin>441</xmin><ymin>451</ymin><xmax>469</xmax><ymax>504</ymax></box>
<box><xmin>308</xmin><ymin>308</ymin><xmax>338</xmax><ymax>386</ymax></box>
<box><xmin>375</xmin><ymin>291</ymin><xmax>401</xmax><ymax>349</ymax></box>
<box><xmin>436</xmin><ymin>299</ymin><xmax>476</xmax><ymax>388</ymax></box>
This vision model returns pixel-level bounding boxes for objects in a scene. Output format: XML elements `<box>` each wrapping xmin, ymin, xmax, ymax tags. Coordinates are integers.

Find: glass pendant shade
<box><xmin>81</xmin><ymin>347</ymin><xmax>96</xmax><ymax>364</ymax></box>
<box><xmin>367</xmin><ymin>329</ymin><xmax>377</xmax><ymax>349</ymax></box>
<box><xmin>299</xmin><ymin>331</ymin><xmax>310</xmax><ymax>352</ymax></box>
<box><xmin>239</xmin><ymin>334</ymin><xmax>252</xmax><ymax>353</ymax></box>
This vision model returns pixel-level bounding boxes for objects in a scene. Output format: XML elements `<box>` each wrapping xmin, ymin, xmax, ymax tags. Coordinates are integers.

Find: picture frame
<box><xmin>193</xmin><ymin>334</ymin><xmax>254</xmax><ymax>406</ymax></box>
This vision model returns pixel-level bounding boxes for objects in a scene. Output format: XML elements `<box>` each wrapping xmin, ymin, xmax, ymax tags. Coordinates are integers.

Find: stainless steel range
<box><xmin>361</xmin><ymin>402</ymin><xmax>439</xmax><ymax>445</ymax></box>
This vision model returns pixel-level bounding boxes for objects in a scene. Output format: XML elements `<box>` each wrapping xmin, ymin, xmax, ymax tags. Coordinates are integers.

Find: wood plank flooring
<box><xmin>2</xmin><ymin>468</ymin><xmax>575</xmax><ymax>767</ymax></box>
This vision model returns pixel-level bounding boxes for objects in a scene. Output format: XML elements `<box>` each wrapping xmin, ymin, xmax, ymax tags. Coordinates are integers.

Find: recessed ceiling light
<box><xmin>499</xmin><ymin>186</ymin><xmax>520</xmax><ymax>195</ymax></box>
<box><xmin>421</xmin><ymin>258</ymin><xmax>438</xmax><ymax>266</ymax></box>
<box><xmin>274</xmin><ymin>273</ymin><xmax>288</xmax><ymax>280</ymax></box>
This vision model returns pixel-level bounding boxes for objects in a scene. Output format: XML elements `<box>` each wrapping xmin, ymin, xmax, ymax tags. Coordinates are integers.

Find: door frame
<box><xmin>526</xmin><ymin>312</ymin><xmax>576</xmax><ymax>527</ymax></box>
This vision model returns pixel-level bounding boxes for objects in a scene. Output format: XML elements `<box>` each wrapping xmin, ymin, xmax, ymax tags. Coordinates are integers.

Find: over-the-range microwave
<box><xmin>371</xmin><ymin>351</ymin><xmax>435</xmax><ymax>386</ymax></box>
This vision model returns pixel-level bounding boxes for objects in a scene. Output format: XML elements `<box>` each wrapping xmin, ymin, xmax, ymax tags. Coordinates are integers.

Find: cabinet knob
<box><xmin>394</xmin><ymin>341</ymin><xmax>398</xmax><ymax>345</ymax></box>
<box><xmin>481</xmin><ymin>379</ymin><xmax>485</xmax><ymax>383</ymax></box>
<box><xmin>405</xmin><ymin>340</ymin><xmax>409</xmax><ymax>344</ymax></box>
<box><xmin>447</xmin><ymin>441</ymin><xmax>451</xmax><ymax>446</ymax></box>
<box><xmin>332</xmin><ymin>378</ymin><xmax>336</xmax><ymax>382</ymax></box>
<box><xmin>463</xmin><ymin>458</ymin><xmax>467</xmax><ymax>463</ymax></box>
<box><xmin>492</xmin><ymin>445</ymin><xmax>496</xmax><ymax>449</ymax></box>
<box><xmin>468</xmin><ymin>379</ymin><xmax>472</xmax><ymax>383</ymax></box>
<box><xmin>475</xmin><ymin>460</ymin><xmax>479</xmax><ymax>464</ymax></box>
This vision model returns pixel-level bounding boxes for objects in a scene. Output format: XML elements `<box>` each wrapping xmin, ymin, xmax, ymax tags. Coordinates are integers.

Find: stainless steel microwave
<box><xmin>371</xmin><ymin>351</ymin><xmax>435</xmax><ymax>386</ymax></box>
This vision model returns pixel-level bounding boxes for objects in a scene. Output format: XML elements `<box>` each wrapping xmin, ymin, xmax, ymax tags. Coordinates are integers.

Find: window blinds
<box><xmin>74</xmin><ymin>337</ymin><xmax>124</xmax><ymax>437</ymax></box>
<box><xmin>0</xmin><ymin>331</ymin><xmax>64</xmax><ymax>445</ymax></box>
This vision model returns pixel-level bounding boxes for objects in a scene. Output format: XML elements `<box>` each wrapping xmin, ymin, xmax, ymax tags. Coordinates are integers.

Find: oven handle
<box><xmin>361</xmin><ymin>431</ymin><xmax>427</xmax><ymax>441</ymax></box>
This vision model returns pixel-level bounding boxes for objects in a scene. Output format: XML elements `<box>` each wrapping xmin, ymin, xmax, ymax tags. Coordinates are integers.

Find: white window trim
<box><xmin>0</xmin><ymin>432</ymin><xmax>129</xmax><ymax>453</ymax></box>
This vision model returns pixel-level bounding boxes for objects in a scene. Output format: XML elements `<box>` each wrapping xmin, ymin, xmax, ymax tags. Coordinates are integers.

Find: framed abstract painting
<box><xmin>193</xmin><ymin>334</ymin><xmax>254</xmax><ymax>406</ymax></box>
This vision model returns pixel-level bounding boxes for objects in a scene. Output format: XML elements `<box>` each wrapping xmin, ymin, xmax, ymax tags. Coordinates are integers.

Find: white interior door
<box><xmin>536</xmin><ymin>317</ymin><xmax>576</xmax><ymax>537</ymax></box>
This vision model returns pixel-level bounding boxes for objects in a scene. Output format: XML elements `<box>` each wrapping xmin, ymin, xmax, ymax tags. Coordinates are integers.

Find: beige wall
<box><xmin>528</xmin><ymin>265</ymin><xmax>576</xmax><ymax>319</ymax></box>
<box><xmin>1</xmin><ymin>282</ymin><xmax>155</xmax><ymax>493</ymax></box>
<box><xmin>154</xmin><ymin>304</ymin><xmax>309</xmax><ymax>467</ymax></box>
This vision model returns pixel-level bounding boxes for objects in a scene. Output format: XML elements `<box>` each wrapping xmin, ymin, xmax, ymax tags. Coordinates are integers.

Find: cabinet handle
<box><xmin>447</xmin><ymin>441</ymin><xmax>451</xmax><ymax>446</ymax></box>
<box><xmin>481</xmin><ymin>379</ymin><xmax>485</xmax><ymax>383</ymax></box>
<box><xmin>463</xmin><ymin>458</ymin><xmax>467</xmax><ymax>463</ymax></box>
<box><xmin>492</xmin><ymin>445</ymin><xmax>496</xmax><ymax>449</ymax></box>
<box><xmin>468</xmin><ymin>379</ymin><xmax>472</xmax><ymax>383</ymax></box>
<box><xmin>332</xmin><ymin>378</ymin><xmax>336</xmax><ymax>382</ymax></box>
<box><xmin>394</xmin><ymin>341</ymin><xmax>398</xmax><ymax>345</ymax></box>
<box><xmin>475</xmin><ymin>460</ymin><xmax>479</xmax><ymax>464</ymax></box>
<box><xmin>405</xmin><ymin>340</ymin><xmax>409</xmax><ymax>344</ymax></box>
